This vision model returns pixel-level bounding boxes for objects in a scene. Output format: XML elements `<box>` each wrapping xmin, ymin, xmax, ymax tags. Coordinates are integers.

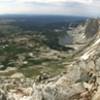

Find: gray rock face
<box><xmin>85</xmin><ymin>19</ymin><xmax>99</xmax><ymax>38</ymax></box>
<box><xmin>96</xmin><ymin>57</ymin><xmax>100</xmax><ymax>71</ymax></box>
<box><xmin>72</xmin><ymin>18</ymin><xmax>99</xmax><ymax>44</ymax></box>
<box><xmin>0</xmin><ymin>89</ymin><xmax>6</xmax><ymax>100</ymax></box>
<box><xmin>92</xmin><ymin>86</ymin><xmax>100</xmax><ymax>100</ymax></box>
<box><xmin>32</xmin><ymin>82</ymin><xmax>85</xmax><ymax>100</ymax></box>
<box><xmin>29</xmin><ymin>27</ymin><xmax>100</xmax><ymax>100</ymax></box>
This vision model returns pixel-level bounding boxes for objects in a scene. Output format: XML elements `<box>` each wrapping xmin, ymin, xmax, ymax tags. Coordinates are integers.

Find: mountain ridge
<box><xmin>0</xmin><ymin>18</ymin><xmax>100</xmax><ymax>100</ymax></box>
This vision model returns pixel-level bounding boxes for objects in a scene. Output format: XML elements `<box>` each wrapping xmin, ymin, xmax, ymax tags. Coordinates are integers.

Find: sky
<box><xmin>0</xmin><ymin>0</ymin><xmax>100</xmax><ymax>17</ymax></box>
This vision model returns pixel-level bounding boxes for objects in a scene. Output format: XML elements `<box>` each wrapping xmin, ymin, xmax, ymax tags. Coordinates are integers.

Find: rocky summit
<box><xmin>0</xmin><ymin>18</ymin><xmax>100</xmax><ymax>100</ymax></box>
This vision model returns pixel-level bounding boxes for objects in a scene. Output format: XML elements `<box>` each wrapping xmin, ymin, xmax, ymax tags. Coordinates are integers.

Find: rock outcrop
<box><xmin>72</xmin><ymin>18</ymin><xmax>99</xmax><ymax>44</ymax></box>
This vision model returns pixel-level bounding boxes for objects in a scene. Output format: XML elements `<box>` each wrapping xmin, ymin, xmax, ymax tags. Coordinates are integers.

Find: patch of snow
<box><xmin>82</xmin><ymin>35</ymin><xmax>86</xmax><ymax>39</ymax></box>
<box><xmin>29</xmin><ymin>53</ymin><xmax>33</xmax><ymax>57</ymax></box>
<box><xmin>0</xmin><ymin>65</ymin><xmax>4</xmax><ymax>68</ymax></box>
<box><xmin>19</xmin><ymin>96</ymin><xmax>32</xmax><ymax>100</ymax></box>
<box><xmin>80</xmin><ymin>38</ymin><xmax>100</xmax><ymax>60</ymax></box>
<box><xmin>81</xmin><ymin>33</ymin><xmax>86</xmax><ymax>39</ymax></box>
<box><xmin>80</xmin><ymin>51</ymin><xmax>95</xmax><ymax>60</ymax></box>
<box><xmin>80</xmin><ymin>52</ymin><xmax>89</xmax><ymax>60</ymax></box>
<box><xmin>81</xmin><ymin>33</ymin><xmax>85</xmax><ymax>39</ymax></box>
<box><xmin>93</xmin><ymin>38</ymin><xmax>100</xmax><ymax>46</ymax></box>
<box><xmin>23</xmin><ymin>61</ymin><xmax>28</xmax><ymax>64</ymax></box>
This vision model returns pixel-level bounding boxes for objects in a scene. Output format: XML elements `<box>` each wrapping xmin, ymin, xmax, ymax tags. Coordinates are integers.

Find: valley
<box><xmin>0</xmin><ymin>15</ymin><xmax>100</xmax><ymax>100</ymax></box>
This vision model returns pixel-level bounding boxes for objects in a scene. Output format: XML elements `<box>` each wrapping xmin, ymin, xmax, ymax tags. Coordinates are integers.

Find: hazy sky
<box><xmin>0</xmin><ymin>0</ymin><xmax>100</xmax><ymax>17</ymax></box>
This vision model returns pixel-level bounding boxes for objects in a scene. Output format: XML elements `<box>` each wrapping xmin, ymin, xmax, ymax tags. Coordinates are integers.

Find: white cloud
<box><xmin>0</xmin><ymin>0</ymin><xmax>12</xmax><ymax>1</ymax></box>
<box><xmin>0</xmin><ymin>0</ymin><xmax>94</xmax><ymax>5</ymax></box>
<box><xmin>0</xmin><ymin>0</ymin><xmax>99</xmax><ymax>17</ymax></box>
<box><xmin>17</xmin><ymin>0</ymin><xmax>93</xmax><ymax>4</ymax></box>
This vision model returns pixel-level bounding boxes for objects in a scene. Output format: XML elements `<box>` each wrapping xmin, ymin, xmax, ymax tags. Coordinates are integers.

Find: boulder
<box><xmin>92</xmin><ymin>86</ymin><xmax>100</xmax><ymax>100</ymax></box>
<box><xmin>0</xmin><ymin>89</ymin><xmax>7</xmax><ymax>100</ymax></box>
<box><xmin>11</xmin><ymin>73</ymin><xmax>24</xmax><ymax>79</ymax></box>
